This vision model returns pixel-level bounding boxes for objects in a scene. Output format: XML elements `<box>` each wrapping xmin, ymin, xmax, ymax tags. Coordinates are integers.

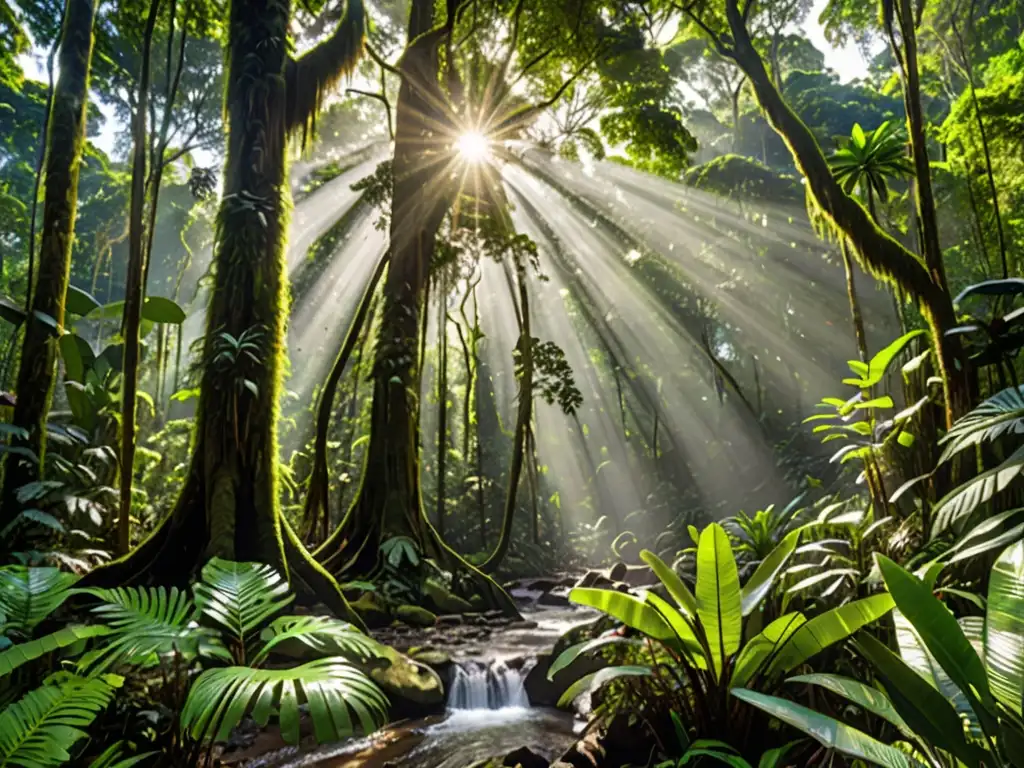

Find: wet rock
<box><xmin>508</xmin><ymin>620</ymin><xmax>539</xmax><ymax>631</ymax></box>
<box><xmin>424</xmin><ymin>579</ymin><xmax>475</xmax><ymax>614</ymax></box>
<box><xmin>613</xmin><ymin>582</ymin><xmax>631</xmax><ymax>594</ymax></box>
<box><xmin>503</xmin><ymin>746</ymin><xmax>550</xmax><ymax>768</ymax></box>
<box><xmin>538</xmin><ymin>589</ymin><xmax>570</xmax><ymax>608</ymax></box>
<box><xmin>436</xmin><ymin>614</ymin><xmax>463</xmax><ymax>626</ymax></box>
<box><xmin>351</xmin><ymin>592</ymin><xmax>391</xmax><ymax>629</ymax></box>
<box><xmin>395</xmin><ymin>604</ymin><xmax>437</xmax><ymax>628</ymax></box>
<box><xmin>524</xmin><ymin>649</ymin><xmax>607</xmax><ymax>708</ymax></box>
<box><xmin>553</xmin><ymin>713</ymin><xmax>649</xmax><ymax>768</ymax></box>
<box><xmin>365</xmin><ymin>644</ymin><xmax>446</xmax><ymax>719</ymax></box>
<box><xmin>574</xmin><ymin>571</ymin><xmax>613</xmax><ymax>590</ymax></box>
<box><xmin>608</xmin><ymin>561</ymin><xmax>627</xmax><ymax>582</ymax></box>
<box><xmin>621</xmin><ymin>564</ymin><xmax>661</xmax><ymax>588</ymax></box>
<box><xmin>484</xmin><ymin>609</ymin><xmax>506</xmax><ymax>620</ymax></box>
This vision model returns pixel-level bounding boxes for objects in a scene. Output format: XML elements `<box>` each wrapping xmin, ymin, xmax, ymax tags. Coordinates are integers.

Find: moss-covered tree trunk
<box><xmin>81</xmin><ymin>0</ymin><xmax>368</xmax><ymax>625</ymax></box>
<box><xmin>718</xmin><ymin>0</ymin><xmax>971</xmax><ymax>425</ymax></box>
<box><xmin>1</xmin><ymin>0</ymin><xmax>98</xmax><ymax>525</ymax></box>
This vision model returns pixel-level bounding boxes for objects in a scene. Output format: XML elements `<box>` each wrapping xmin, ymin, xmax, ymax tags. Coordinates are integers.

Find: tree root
<box><xmin>282</xmin><ymin>519</ymin><xmax>367</xmax><ymax>631</ymax></box>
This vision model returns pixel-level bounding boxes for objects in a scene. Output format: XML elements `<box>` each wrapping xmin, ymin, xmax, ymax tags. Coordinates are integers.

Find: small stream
<box><xmin>249</xmin><ymin>603</ymin><xmax>592</xmax><ymax>768</ymax></box>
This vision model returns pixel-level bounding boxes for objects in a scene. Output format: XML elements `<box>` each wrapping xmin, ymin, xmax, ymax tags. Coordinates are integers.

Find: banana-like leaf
<box><xmin>732</xmin><ymin>613</ymin><xmax>807</xmax><ymax>689</ymax></box>
<box><xmin>0</xmin><ymin>675</ymin><xmax>118</xmax><ymax>767</ymax></box>
<box><xmin>547</xmin><ymin>635</ymin><xmax>643</xmax><ymax>681</ymax></box>
<box><xmin>944</xmin><ymin>507</ymin><xmax>1024</xmax><ymax>563</ymax></box>
<box><xmin>931</xmin><ymin>445</ymin><xmax>1024</xmax><ymax>537</ymax></box>
<box><xmin>764</xmin><ymin>594</ymin><xmax>894</xmax><ymax>680</ymax></box>
<box><xmin>193</xmin><ymin>559</ymin><xmax>294</xmax><ymax>660</ymax></box>
<box><xmin>741</xmin><ymin>527</ymin><xmax>802</xmax><ymax>616</ymax></box>
<box><xmin>640</xmin><ymin>549</ymin><xmax>697</xmax><ymax>616</ymax></box>
<box><xmin>986</xmin><ymin>540</ymin><xmax>1024</xmax><ymax>716</ymax></box>
<box><xmin>856</xmin><ymin>633</ymin><xmax>983</xmax><ymax>765</ymax></box>
<box><xmin>254</xmin><ymin>615</ymin><xmax>382</xmax><ymax>665</ymax></box>
<box><xmin>731</xmin><ymin>689</ymin><xmax>924</xmax><ymax>768</ymax></box>
<box><xmin>0</xmin><ymin>567</ymin><xmax>79</xmax><ymax>635</ymax></box>
<box><xmin>877</xmin><ymin>556</ymin><xmax>997</xmax><ymax>729</ymax></box>
<box><xmin>568</xmin><ymin>588</ymin><xmax>674</xmax><ymax>642</ymax></box>
<box><xmin>696</xmin><ymin>523</ymin><xmax>742</xmax><ymax>679</ymax></box>
<box><xmin>555</xmin><ymin>665</ymin><xmax>651</xmax><ymax>708</ymax></box>
<box><xmin>786</xmin><ymin>673</ymin><xmax>911</xmax><ymax>737</ymax></box>
<box><xmin>76</xmin><ymin>586</ymin><xmax>224</xmax><ymax>672</ymax></box>
<box><xmin>0</xmin><ymin>624</ymin><xmax>111</xmax><ymax>678</ymax></box>
<box><xmin>940</xmin><ymin>385</ymin><xmax>1024</xmax><ymax>462</ymax></box>
<box><xmin>646</xmin><ymin>592</ymin><xmax>707</xmax><ymax>666</ymax></box>
<box><xmin>180</xmin><ymin>657</ymin><xmax>387</xmax><ymax>746</ymax></box>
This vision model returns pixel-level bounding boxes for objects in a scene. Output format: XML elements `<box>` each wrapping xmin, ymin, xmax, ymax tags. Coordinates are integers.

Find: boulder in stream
<box><xmin>503</xmin><ymin>745</ymin><xmax>551</xmax><ymax>768</ymax></box>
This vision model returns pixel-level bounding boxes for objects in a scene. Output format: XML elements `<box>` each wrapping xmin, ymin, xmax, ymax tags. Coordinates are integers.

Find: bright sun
<box><xmin>455</xmin><ymin>130</ymin><xmax>490</xmax><ymax>162</ymax></box>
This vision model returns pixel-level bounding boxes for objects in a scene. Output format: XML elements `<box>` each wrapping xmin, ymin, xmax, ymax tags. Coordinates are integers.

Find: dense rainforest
<box><xmin>1</xmin><ymin>0</ymin><xmax>1024</xmax><ymax>765</ymax></box>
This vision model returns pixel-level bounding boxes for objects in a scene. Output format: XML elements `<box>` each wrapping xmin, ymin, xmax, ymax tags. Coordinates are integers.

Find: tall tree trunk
<box><xmin>118</xmin><ymin>0</ymin><xmax>162</xmax><ymax>555</ymax></box>
<box><xmin>435</xmin><ymin>277</ymin><xmax>449</xmax><ymax>540</ymax></box>
<box><xmin>719</xmin><ymin>0</ymin><xmax>969</xmax><ymax>425</ymax></box>
<box><xmin>1</xmin><ymin>0</ymin><xmax>98</xmax><ymax>525</ymax></box>
<box><xmin>81</xmin><ymin>0</ymin><xmax>369</xmax><ymax>626</ymax></box>
<box><xmin>841</xmin><ymin>240</ymin><xmax>869</xmax><ymax>362</ymax></box>
<box><xmin>480</xmin><ymin>260</ymin><xmax>533</xmax><ymax>573</ymax></box>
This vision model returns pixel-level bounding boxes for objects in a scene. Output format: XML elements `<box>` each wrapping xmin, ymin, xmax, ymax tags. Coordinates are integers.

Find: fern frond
<box><xmin>0</xmin><ymin>676</ymin><xmax>117</xmax><ymax>767</ymax></box>
<box><xmin>193</xmin><ymin>559</ymin><xmax>293</xmax><ymax>662</ymax></box>
<box><xmin>253</xmin><ymin>615</ymin><xmax>382</xmax><ymax>665</ymax></box>
<box><xmin>0</xmin><ymin>625</ymin><xmax>111</xmax><ymax>678</ymax></box>
<box><xmin>0</xmin><ymin>567</ymin><xmax>78</xmax><ymax>636</ymax></box>
<box><xmin>180</xmin><ymin>657</ymin><xmax>387</xmax><ymax>746</ymax></box>
<box><xmin>75</xmin><ymin>586</ymin><xmax>226</xmax><ymax>673</ymax></box>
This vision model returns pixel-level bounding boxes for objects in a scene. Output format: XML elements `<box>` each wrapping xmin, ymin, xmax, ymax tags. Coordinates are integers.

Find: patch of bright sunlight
<box><xmin>455</xmin><ymin>131</ymin><xmax>490</xmax><ymax>162</ymax></box>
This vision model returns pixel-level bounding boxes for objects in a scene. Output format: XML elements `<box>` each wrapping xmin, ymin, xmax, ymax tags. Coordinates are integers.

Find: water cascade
<box><xmin>447</xmin><ymin>660</ymin><xmax>530</xmax><ymax>710</ymax></box>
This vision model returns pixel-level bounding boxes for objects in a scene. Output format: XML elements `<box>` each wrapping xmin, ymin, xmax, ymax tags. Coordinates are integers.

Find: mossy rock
<box><xmin>366</xmin><ymin>643</ymin><xmax>446</xmax><ymax>718</ymax></box>
<box><xmin>351</xmin><ymin>592</ymin><xmax>391</xmax><ymax>629</ymax></box>
<box><xmin>395</xmin><ymin>604</ymin><xmax>437</xmax><ymax>627</ymax></box>
<box><xmin>423</xmin><ymin>579</ymin><xmax>474</xmax><ymax>614</ymax></box>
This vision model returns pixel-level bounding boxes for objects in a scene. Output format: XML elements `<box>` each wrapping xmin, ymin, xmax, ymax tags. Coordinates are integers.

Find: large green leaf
<box><xmin>786</xmin><ymin>673</ymin><xmax>911</xmax><ymax>737</ymax></box>
<box><xmin>555</xmin><ymin>665</ymin><xmax>651</xmax><ymax>708</ymax></box>
<box><xmin>842</xmin><ymin>331</ymin><xmax>926</xmax><ymax>389</ymax></box>
<box><xmin>0</xmin><ymin>567</ymin><xmax>79</xmax><ymax>636</ymax></box>
<box><xmin>640</xmin><ymin>549</ymin><xmax>697</xmax><ymax>616</ymax></box>
<box><xmin>57</xmin><ymin>334</ymin><xmax>95</xmax><ymax>385</ymax></box>
<box><xmin>0</xmin><ymin>675</ymin><xmax>119</xmax><ymax>768</ymax></box>
<box><xmin>855</xmin><ymin>633</ymin><xmax>982</xmax><ymax>765</ymax></box>
<box><xmin>931</xmin><ymin>445</ymin><xmax>1024</xmax><ymax>536</ymax></box>
<box><xmin>546</xmin><ymin>635</ymin><xmax>643</xmax><ymax>681</ymax></box>
<box><xmin>568</xmin><ymin>588</ymin><xmax>674</xmax><ymax>642</ymax></box>
<box><xmin>940</xmin><ymin>385</ymin><xmax>1024</xmax><ymax>463</ymax></box>
<box><xmin>65</xmin><ymin>286</ymin><xmax>101</xmax><ymax>317</ymax></box>
<box><xmin>254</xmin><ymin>616</ymin><xmax>381</xmax><ymax>665</ymax></box>
<box><xmin>986</xmin><ymin>540</ymin><xmax>1024</xmax><ymax>716</ymax></box>
<box><xmin>0</xmin><ymin>625</ymin><xmax>111</xmax><ymax>678</ymax></box>
<box><xmin>696</xmin><ymin>523</ymin><xmax>742</xmax><ymax>679</ymax></box>
<box><xmin>75</xmin><ymin>586</ymin><xmax>225</xmax><ymax>672</ymax></box>
<box><xmin>741</xmin><ymin>527</ymin><xmax>801</xmax><ymax>617</ymax></box>
<box><xmin>645</xmin><ymin>592</ymin><xmax>707</xmax><ymax>665</ymax></box>
<box><xmin>732</xmin><ymin>613</ymin><xmax>806</xmax><ymax>689</ymax></box>
<box><xmin>141</xmin><ymin>296</ymin><xmax>186</xmax><ymax>324</ymax></box>
<box><xmin>731</xmin><ymin>689</ymin><xmax>924</xmax><ymax>768</ymax></box>
<box><xmin>193</xmin><ymin>559</ymin><xmax>294</xmax><ymax>661</ymax></box>
<box><xmin>764</xmin><ymin>594</ymin><xmax>894</xmax><ymax>679</ymax></box>
<box><xmin>877</xmin><ymin>556</ymin><xmax>996</xmax><ymax>724</ymax></box>
<box><xmin>180</xmin><ymin>657</ymin><xmax>387</xmax><ymax>746</ymax></box>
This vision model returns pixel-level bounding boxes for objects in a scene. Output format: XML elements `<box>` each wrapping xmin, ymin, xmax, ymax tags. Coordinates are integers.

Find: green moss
<box><xmin>395</xmin><ymin>604</ymin><xmax>437</xmax><ymax>627</ymax></box>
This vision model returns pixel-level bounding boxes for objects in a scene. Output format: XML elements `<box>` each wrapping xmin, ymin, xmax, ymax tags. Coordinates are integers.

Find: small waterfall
<box><xmin>447</xmin><ymin>660</ymin><xmax>530</xmax><ymax>710</ymax></box>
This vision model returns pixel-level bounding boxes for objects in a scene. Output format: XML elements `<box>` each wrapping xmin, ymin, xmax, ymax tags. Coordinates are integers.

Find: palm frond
<box><xmin>932</xmin><ymin>445</ymin><xmax>1024</xmax><ymax>536</ymax></box>
<box><xmin>75</xmin><ymin>586</ymin><xmax>226</xmax><ymax>673</ymax></box>
<box><xmin>0</xmin><ymin>625</ymin><xmax>111</xmax><ymax>678</ymax></box>
<box><xmin>253</xmin><ymin>615</ymin><xmax>382</xmax><ymax>665</ymax></box>
<box><xmin>940</xmin><ymin>385</ymin><xmax>1024</xmax><ymax>463</ymax></box>
<box><xmin>180</xmin><ymin>657</ymin><xmax>388</xmax><ymax>746</ymax></box>
<box><xmin>193</xmin><ymin>559</ymin><xmax>293</xmax><ymax>662</ymax></box>
<box><xmin>0</xmin><ymin>567</ymin><xmax>79</xmax><ymax>636</ymax></box>
<box><xmin>0</xmin><ymin>675</ymin><xmax>118</xmax><ymax>768</ymax></box>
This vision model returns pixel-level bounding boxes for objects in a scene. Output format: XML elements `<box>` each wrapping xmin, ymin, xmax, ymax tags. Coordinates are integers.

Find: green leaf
<box><xmin>65</xmin><ymin>286</ymin><xmax>101</xmax><ymax>317</ymax></box>
<box><xmin>58</xmin><ymin>334</ymin><xmax>95</xmax><ymax>384</ymax></box>
<box><xmin>986</xmin><ymin>540</ymin><xmax>1024</xmax><ymax>716</ymax></box>
<box><xmin>568</xmin><ymin>588</ymin><xmax>674</xmax><ymax>642</ymax></box>
<box><xmin>764</xmin><ymin>594</ymin><xmax>894</xmax><ymax>679</ymax></box>
<box><xmin>741</xmin><ymin>527</ymin><xmax>801</xmax><ymax>616</ymax></box>
<box><xmin>546</xmin><ymin>635</ymin><xmax>643</xmax><ymax>681</ymax></box>
<box><xmin>940</xmin><ymin>385</ymin><xmax>1024</xmax><ymax>462</ymax></box>
<box><xmin>194</xmin><ymin>559</ymin><xmax>294</xmax><ymax>661</ymax></box>
<box><xmin>855</xmin><ymin>633</ymin><xmax>981</xmax><ymax>765</ymax></box>
<box><xmin>0</xmin><ymin>567</ymin><xmax>79</xmax><ymax>635</ymax></box>
<box><xmin>640</xmin><ymin>549</ymin><xmax>697</xmax><ymax>616</ymax></box>
<box><xmin>0</xmin><ymin>625</ymin><xmax>112</xmax><ymax>678</ymax></box>
<box><xmin>696</xmin><ymin>523</ymin><xmax>742</xmax><ymax>679</ymax></box>
<box><xmin>555</xmin><ymin>665</ymin><xmax>651</xmax><ymax>708</ymax></box>
<box><xmin>254</xmin><ymin>615</ymin><xmax>381</xmax><ymax>666</ymax></box>
<box><xmin>0</xmin><ymin>296</ymin><xmax>27</xmax><ymax>326</ymax></box>
<box><xmin>731</xmin><ymin>689</ymin><xmax>923</xmax><ymax>768</ymax></box>
<box><xmin>852</xmin><ymin>331</ymin><xmax>927</xmax><ymax>388</ymax></box>
<box><xmin>732</xmin><ymin>613</ymin><xmax>806</xmax><ymax>689</ymax></box>
<box><xmin>931</xmin><ymin>445</ymin><xmax>1024</xmax><ymax>536</ymax></box>
<box><xmin>180</xmin><ymin>658</ymin><xmax>387</xmax><ymax>746</ymax></box>
<box><xmin>142</xmin><ymin>296</ymin><xmax>186</xmax><ymax>324</ymax></box>
<box><xmin>786</xmin><ymin>673</ymin><xmax>910</xmax><ymax>737</ymax></box>
<box><xmin>876</xmin><ymin>556</ymin><xmax>996</xmax><ymax>722</ymax></box>
<box><xmin>0</xmin><ymin>676</ymin><xmax>118</xmax><ymax>767</ymax></box>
